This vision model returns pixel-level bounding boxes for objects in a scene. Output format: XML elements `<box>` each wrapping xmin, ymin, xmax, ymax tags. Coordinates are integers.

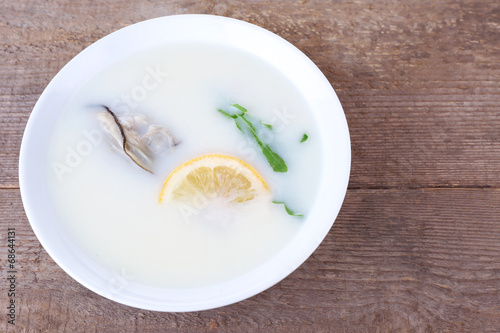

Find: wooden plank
<box><xmin>2</xmin><ymin>188</ymin><xmax>499</xmax><ymax>332</ymax></box>
<box><xmin>1</xmin><ymin>0</ymin><xmax>500</xmax><ymax>188</ymax></box>
<box><xmin>2</xmin><ymin>0</ymin><xmax>500</xmax><ymax>332</ymax></box>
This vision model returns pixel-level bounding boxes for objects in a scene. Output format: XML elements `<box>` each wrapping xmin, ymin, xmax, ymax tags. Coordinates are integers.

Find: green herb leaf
<box><xmin>218</xmin><ymin>104</ymin><xmax>288</xmax><ymax>173</ymax></box>
<box><xmin>262</xmin><ymin>146</ymin><xmax>287</xmax><ymax>172</ymax></box>
<box><xmin>272</xmin><ymin>201</ymin><xmax>304</xmax><ymax>217</ymax></box>
<box><xmin>300</xmin><ymin>133</ymin><xmax>308</xmax><ymax>143</ymax></box>
<box><xmin>231</xmin><ymin>103</ymin><xmax>247</xmax><ymax>114</ymax></box>
<box><xmin>261</xmin><ymin>122</ymin><xmax>273</xmax><ymax>130</ymax></box>
<box><xmin>217</xmin><ymin>109</ymin><xmax>238</xmax><ymax>119</ymax></box>
<box><xmin>234</xmin><ymin>117</ymin><xmax>246</xmax><ymax>133</ymax></box>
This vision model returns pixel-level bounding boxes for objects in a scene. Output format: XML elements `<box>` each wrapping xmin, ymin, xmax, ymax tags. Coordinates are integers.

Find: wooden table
<box><xmin>2</xmin><ymin>1</ymin><xmax>500</xmax><ymax>331</ymax></box>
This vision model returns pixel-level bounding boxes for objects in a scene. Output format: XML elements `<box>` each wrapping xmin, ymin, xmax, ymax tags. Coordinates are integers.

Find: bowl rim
<box><xmin>19</xmin><ymin>14</ymin><xmax>351</xmax><ymax>312</ymax></box>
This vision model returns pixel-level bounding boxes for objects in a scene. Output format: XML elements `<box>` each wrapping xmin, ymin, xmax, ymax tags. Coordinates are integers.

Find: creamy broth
<box><xmin>47</xmin><ymin>43</ymin><xmax>322</xmax><ymax>289</ymax></box>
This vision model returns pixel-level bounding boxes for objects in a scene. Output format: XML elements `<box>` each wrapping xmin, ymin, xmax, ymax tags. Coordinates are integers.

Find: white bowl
<box><xmin>19</xmin><ymin>15</ymin><xmax>350</xmax><ymax>312</ymax></box>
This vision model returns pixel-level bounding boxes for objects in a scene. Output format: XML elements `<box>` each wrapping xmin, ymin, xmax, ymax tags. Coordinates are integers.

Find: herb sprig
<box><xmin>218</xmin><ymin>104</ymin><xmax>288</xmax><ymax>173</ymax></box>
<box><xmin>272</xmin><ymin>201</ymin><xmax>304</xmax><ymax>217</ymax></box>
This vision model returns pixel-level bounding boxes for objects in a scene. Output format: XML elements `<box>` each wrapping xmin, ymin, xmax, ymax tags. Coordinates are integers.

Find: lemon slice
<box><xmin>159</xmin><ymin>154</ymin><xmax>269</xmax><ymax>205</ymax></box>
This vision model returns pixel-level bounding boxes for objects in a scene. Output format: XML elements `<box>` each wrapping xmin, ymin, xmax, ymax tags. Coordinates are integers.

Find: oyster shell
<box><xmin>97</xmin><ymin>106</ymin><xmax>176</xmax><ymax>173</ymax></box>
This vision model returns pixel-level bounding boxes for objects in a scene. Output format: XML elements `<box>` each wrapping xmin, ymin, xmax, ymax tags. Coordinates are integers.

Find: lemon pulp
<box><xmin>159</xmin><ymin>154</ymin><xmax>269</xmax><ymax>205</ymax></box>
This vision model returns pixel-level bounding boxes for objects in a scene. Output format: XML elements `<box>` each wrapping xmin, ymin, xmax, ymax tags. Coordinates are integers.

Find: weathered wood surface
<box><xmin>1</xmin><ymin>0</ymin><xmax>500</xmax><ymax>332</ymax></box>
<box><xmin>2</xmin><ymin>189</ymin><xmax>500</xmax><ymax>332</ymax></box>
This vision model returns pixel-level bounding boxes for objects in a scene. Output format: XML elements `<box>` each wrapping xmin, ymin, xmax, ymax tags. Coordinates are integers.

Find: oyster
<box><xmin>97</xmin><ymin>105</ymin><xmax>176</xmax><ymax>173</ymax></box>
<box><xmin>141</xmin><ymin>125</ymin><xmax>176</xmax><ymax>154</ymax></box>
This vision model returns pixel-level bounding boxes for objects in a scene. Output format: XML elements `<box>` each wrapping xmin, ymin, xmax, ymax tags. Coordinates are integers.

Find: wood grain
<box><xmin>1</xmin><ymin>0</ymin><xmax>500</xmax><ymax>332</ymax></box>
<box><xmin>2</xmin><ymin>188</ymin><xmax>500</xmax><ymax>332</ymax></box>
<box><xmin>1</xmin><ymin>0</ymin><xmax>499</xmax><ymax>188</ymax></box>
